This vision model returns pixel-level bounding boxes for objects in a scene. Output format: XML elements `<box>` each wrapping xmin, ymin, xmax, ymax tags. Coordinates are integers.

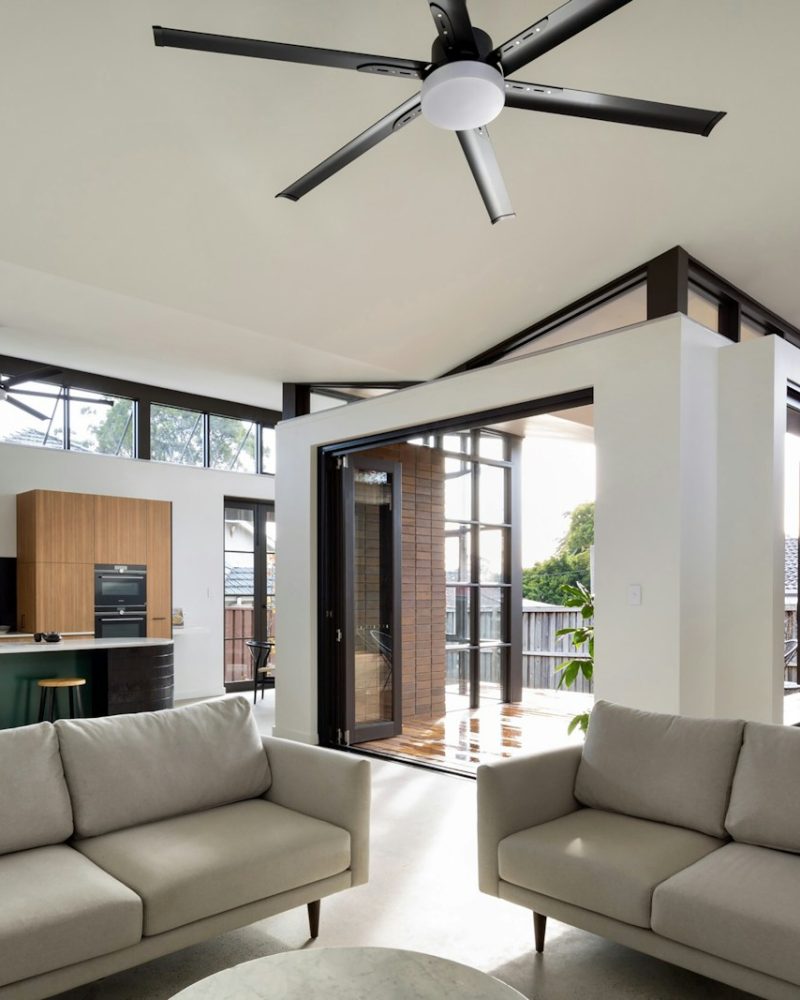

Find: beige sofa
<box><xmin>0</xmin><ymin>697</ymin><xmax>370</xmax><ymax>1000</ymax></box>
<box><xmin>478</xmin><ymin>700</ymin><xmax>800</xmax><ymax>1000</ymax></box>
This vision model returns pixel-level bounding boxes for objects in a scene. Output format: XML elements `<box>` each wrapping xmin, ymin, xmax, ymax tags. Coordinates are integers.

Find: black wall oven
<box><xmin>95</xmin><ymin>610</ymin><xmax>148</xmax><ymax>639</ymax></box>
<box><xmin>95</xmin><ymin>565</ymin><xmax>147</xmax><ymax>609</ymax></box>
<box><xmin>95</xmin><ymin>564</ymin><xmax>147</xmax><ymax>638</ymax></box>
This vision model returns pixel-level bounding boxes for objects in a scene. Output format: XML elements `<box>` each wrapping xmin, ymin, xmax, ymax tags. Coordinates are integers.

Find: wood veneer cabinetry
<box><xmin>16</xmin><ymin>490</ymin><xmax>172</xmax><ymax>637</ymax></box>
<box><xmin>146</xmin><ymin>500</ymin><xmax>172</xmax><ymax>639</ymax></box>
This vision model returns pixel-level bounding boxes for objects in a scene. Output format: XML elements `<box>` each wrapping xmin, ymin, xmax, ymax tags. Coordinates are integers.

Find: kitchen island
<box><xmin>0</xmin><ymin>637</ymin><xmax>174</xmax><ymax>728</ymax></box>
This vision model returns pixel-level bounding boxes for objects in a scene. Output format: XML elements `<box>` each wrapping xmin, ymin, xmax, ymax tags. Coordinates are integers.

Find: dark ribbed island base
<box><xmin>92</xmin><ymin>644</ymin><xmax>175</xmax><ymax>716</ymax></box>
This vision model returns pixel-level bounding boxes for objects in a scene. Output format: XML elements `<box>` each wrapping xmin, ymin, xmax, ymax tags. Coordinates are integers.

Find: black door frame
<box><xmin>342</xmin><ymin>455</ymin><xmax>403</xmax><ymax>744</ymax></box>
<box><xmin>223</xmin><ymin>497</ymin><xmax>275</xmax><ymax>693</ymax></box>
<box><xmin>317</xmin><ymin>388</ymin><xmax>594</xmax><ymax>749</ymax></box>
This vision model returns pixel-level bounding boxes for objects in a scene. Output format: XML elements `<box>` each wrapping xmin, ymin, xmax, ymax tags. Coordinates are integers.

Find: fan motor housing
<box><xmin>421</xmin><ymin>59</ymin><xmax>505</xmax><ymax>131</ymax></box>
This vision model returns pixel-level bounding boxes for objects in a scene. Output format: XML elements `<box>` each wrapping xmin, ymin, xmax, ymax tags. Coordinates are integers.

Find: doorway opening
<box><xmin>223</xmin><ymin>499</ymin><xmax>276</xmax><ymax>693</ymax></box>
<box><xmin>318</xmin><ymin>392</ymin><xmax>595</xmax><ymax>773</ymax></box>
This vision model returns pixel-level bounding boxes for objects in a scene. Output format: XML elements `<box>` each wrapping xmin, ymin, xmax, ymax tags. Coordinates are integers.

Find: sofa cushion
<box><xmin>74</xmin><ymin>798</ymin><xmax>351</xmax><ymax>936</ymax></box>
<box><xmin>652</xmin><ymin>842</ymin><xmax>800</xmax><ymax>987</ymax></box>
<box><xmin>0</xmin><ymin>844</ymin><xmax>142</xmax><ymax>988</ymax></box>
<box><xmin>498</xmin><ymin>808</ymin><xmax>723</xmax><ymax>928</ymax></box>
<box><xmin>56</xmin><ymin>696</ymin><xmax>271</xmax><ymax>838</ymax></box>
<box><xmin>725</xmin><ymin>721</ymin><xmax>800</xmax><ymax>853</ymax></box>
<box><xmin>0</xmin><ymin>722</ymin><xmax>73</xmax><ymax>855</ymax></box>
<box><xmin>574</xmin><ymin>700</ymin><xmax>743</xmax><ymax>837</ymax></box>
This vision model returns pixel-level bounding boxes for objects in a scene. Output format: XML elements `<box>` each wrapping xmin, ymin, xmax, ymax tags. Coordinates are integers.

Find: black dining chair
<box><xmin>246</xmin><ymin>640</ymin><xmax>274</xmax><ymax>705</ymax></box>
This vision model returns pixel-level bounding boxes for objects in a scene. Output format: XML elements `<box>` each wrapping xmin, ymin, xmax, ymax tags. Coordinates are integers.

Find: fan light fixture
<box><xmin>420</xmin><ymin>61</ymin><xmax>505</xmax><ymax>131</ymax></box>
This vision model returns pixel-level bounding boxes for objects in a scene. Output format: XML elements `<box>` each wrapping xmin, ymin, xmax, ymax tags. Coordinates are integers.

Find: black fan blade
<box><xmin>456</xmin><ymin>127</ymin><xmax>515</xmax><ymax>224</ymax></box>
<box><xmin>493</xmin><ymin>0</ymin><xmax>633</xmax><ymax>77</ymax></box>
<box><xmin>5</xmin><ymin>396</ymin><xmax>47</xmax><ymax>420</ymax></box>
<box><xmin>277</xmin><ymin>95</ymin><xmax>423</xmax><ymax>202</ymax></box>
<box><xmin>3</xmin><ymin>365</ymin><xmax>63</xmax><ymax>389</ymax></box>
<box><xmin>153</xmin><ymin>27</ymin><xmax>427</xmax><ymax>80</ymax></box>
<box><xmin>504</xmin><ymin>82</ymin><xmax>725</xmax><ymax>135</ymax></box>
<box><xmin>428</xmin><ymin>2</ymin><xmax>479</xmax><ymax>57</ymax></box>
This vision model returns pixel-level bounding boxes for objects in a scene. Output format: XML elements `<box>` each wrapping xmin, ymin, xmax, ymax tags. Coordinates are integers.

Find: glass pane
<box><xmin>479</xmin><ymin>463</ymin><xmax>506</xmax><ymax>524</ymax></box>
<box><xmin>353</xmin><ymin>468</ymin><xmax>395</xmax><ymax>726</ymax></box>
<box><xmin>687</xmin><ymin>284</ymin><xmax>719</xmax><ymax>333</ymax></box>
<box><xmin>445</xmin><ymin>523</ymin><xmax>471</xmax><ymax>582</ymax></box>
<box><xmin>224</xmin><ymin>507</ymin><xmax>254</xmax><ymax>551</ymax></box>
<box><xmin>479</xmin><ymin>647</ymin><xmax>505</xmax><ymax>701</ymax></box>
<box><xmin>69</xmin><ymin>389</ymin><xmax>133</xmax><ymax>457</ymax></box>
<box><xmin>445</xmin><ymin>458</ymin><xmax>472</xmax><ymax>521</ymax></box>
<box><xmin>479</xmin><ymin>527</ymin><xmax>506</xmax><ymax>583</ymax></box>
<box><xmin>151</xmin><ymin>404</ymin><xmax>204</xmax><ymax>466</ymax></box>
<box><xmin>741</xmin><ymin>316</ymin><xmax>767</xmax><ymax>341</ymax></box>
<box><xmin>479</xmin><ymin>587</ymin><xmax>505</xmax><ymax>641</ymax></box>
<box><xmin>446</xmin><ymin>586</ymin><xmax>471</xmax><ymax>642</ymax></box>
<box><xmin>407</xmin><ymin>435</ymin><xmax>434</xmax><ymax>448</ymax></box>
<box><xmin>224</xmin><ymin>551</ymin><xmax>254</xmax><ymax>685</ymax></box>
<box><xmin>503</xmin><ymin>282</ymin><xmax>647</xmax><ymax>360</ymax></box>
<box><xmin>443</xmin><ymin>431</ymin><xmax>470</xmax><ymax>453</ymax></box>
<box><xmin>479</xmin><ymin>433</ymin><xmax>505</xmax><ymax>461</ymax></box>
<box><xmin>262</xmin><ymin>426</ymin><xmax>276</xmax><ymax>475</ymax></box>
<box><xmin>446</xmin><ymin>649</ymin><xmax>471</xmax><ymax>711</ymax></box>
<box><xmin>210</xmin><ymin>415</ymin><xmax>256</xmax><ymax>474</ymax></box>
<box><xmin>0</xmin><ymin>381</ymin><xmax>64</xmax><ymax>449</ymax></box>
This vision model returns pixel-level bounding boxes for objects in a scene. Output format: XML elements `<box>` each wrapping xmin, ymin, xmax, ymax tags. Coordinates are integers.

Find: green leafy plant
<box><xmin>555</xmin><ymin>581</ymin><xmax>594</xmax><ymax>735</ymax></box>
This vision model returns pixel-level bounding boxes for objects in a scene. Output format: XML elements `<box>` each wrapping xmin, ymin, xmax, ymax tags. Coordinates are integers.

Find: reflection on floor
<box><xmin>358</xmin><ymin>688</ymin><xmax>594</xmax><ymax>775</ymax></box>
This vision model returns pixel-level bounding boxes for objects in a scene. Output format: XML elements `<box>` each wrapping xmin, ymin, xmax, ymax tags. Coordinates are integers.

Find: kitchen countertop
<box><xmin>0</xmin><ymin>637</ymin><xmax>174</xmax><ymax>656</ymax></box>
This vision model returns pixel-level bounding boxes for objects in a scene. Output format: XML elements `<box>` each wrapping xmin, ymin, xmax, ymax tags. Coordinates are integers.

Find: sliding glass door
<box><xmin>223</xmin><ymin>499</ymin><xmax>275</xmax><ymax>690</ymax></box>
<box><xmin>341</xmin><ymin>456</ymin><xmax>402</xmax><ymax>743</ymax></box>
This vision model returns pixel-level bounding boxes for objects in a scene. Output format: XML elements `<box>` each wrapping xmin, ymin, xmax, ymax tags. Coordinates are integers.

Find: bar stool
<box><xmin>37</xmin><ymin>678</ymin><xmax>86</xmax><ymax>722</ymax></box>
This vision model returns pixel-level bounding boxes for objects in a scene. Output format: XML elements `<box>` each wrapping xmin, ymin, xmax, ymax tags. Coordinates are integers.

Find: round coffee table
<box><xmin>170</xmin><ymin>947</ymin><xmax>525</xmax><ymax>999</ymax></box>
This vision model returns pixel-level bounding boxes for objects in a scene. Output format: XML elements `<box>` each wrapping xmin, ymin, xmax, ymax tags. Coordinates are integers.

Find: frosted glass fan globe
<box><xmin>421</xmin><ymin>61</ymin><xmax>505</xmax><ymax>131</ymax></box>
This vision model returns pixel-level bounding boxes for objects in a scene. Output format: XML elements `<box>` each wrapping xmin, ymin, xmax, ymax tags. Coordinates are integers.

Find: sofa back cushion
<box><xmin>56</xmin><ymin>696</ymin><xmax>271</xmax><ymax>838</ymax></box>
<box><xmin>574</xmin><ymin>700</ymin><xmax>744</xmax><ymax>837</ymax></box>
<box><xmin>0</xmin><ymin>722</ymin><xmax>73</xmax><ymax>854</ymax></box>
<box><xmin>725</xmin><ymin>722</ymin><xmax>800</xmax><ymax>853</ymax></box>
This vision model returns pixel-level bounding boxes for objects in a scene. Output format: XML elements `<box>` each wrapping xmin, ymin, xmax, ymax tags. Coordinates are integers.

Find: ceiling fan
<box><xmin>0</xmin><ymin>368</ymin><xmax>115</xmax><ymax>420</ymax></box>
<box><xmin>153</xmin><ymin>0</ymin><xmax>726</xmax><ymax>224</ymax></box>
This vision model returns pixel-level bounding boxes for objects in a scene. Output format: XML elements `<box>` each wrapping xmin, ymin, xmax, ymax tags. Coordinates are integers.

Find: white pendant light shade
<box><xmin>421</xmin><ymin>61</ymin><xmax>505</xmax><ymax>132</ymax></box>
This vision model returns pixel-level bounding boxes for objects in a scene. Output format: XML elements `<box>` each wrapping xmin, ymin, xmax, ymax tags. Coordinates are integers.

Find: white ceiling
<box><xmin>0</xmin><ymin>0</ymin><xmax>798</xmax><ymax>409</ymax></box>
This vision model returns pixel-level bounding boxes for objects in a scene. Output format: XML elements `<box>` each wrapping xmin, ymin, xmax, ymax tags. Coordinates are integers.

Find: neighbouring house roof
<box><xmin>224</xmin><ymin>565</ymin><xmax>254</xmax><ymax>597</ymax></box>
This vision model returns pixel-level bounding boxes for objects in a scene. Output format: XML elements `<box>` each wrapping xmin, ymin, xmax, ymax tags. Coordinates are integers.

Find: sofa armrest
<box><xmin>477</xmin><ymin>744</ymin><xmax>582</xmax><ymax>896</ymax></box>
<box><xmin>261</xmin><ymin>736</ymin><xmax>371</xmax><ymax>886</ymax></box>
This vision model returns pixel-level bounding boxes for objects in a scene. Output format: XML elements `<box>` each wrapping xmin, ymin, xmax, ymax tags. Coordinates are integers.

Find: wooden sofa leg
<box><xmin>533</xmin><ymin>912</ymin><xmax>547</xmax><ymax>953</ymax></box>
<box><xmin>307</xmin><ymin>900</ymin><xmax>320</xmax><ymax>939</ymax></box>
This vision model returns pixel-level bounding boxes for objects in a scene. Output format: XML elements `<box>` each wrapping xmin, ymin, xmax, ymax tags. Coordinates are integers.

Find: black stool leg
<box><xmin>68</xmin><ymin>686</ymin><xmax>75</xmax><ymax>719</ymax></box>
<box><xmin>48</xmin><ymin>688</ymin><xmax>56</xmax><ymax>723</ymax></box>
<box><xmin>37</xmin><ymin>686</ymin><xmax>46</xmax><ymax>723</ymax></box>
<box><xmin>75</xmin><ymin>685</ymin><xmax>84</xmax><ymax>719</ymax></box>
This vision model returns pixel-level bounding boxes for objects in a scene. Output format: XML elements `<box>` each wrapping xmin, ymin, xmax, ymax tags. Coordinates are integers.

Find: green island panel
<box><xmin>0</xmin><ymin>650</ymin><xmax>94</xmax><ymax>729</ymax></box>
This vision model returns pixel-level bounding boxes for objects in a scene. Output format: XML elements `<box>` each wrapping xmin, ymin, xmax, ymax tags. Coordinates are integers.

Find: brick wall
<box><xmin>361</xmin><ymin>443</ymin><xmax>446</xmax><ymax>721</ymax></box>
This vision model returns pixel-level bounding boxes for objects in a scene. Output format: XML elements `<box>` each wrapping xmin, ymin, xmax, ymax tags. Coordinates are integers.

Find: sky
<box><xmin>520</xmin><ymin>416</ymin><xmax>596</xmax><ymax>567</ymax></box>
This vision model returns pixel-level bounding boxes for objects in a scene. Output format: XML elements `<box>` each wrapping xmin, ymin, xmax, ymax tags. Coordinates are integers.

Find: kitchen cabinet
<box><xmin>147</xmin><ymin>500</ymin><xmax>172</xmax><ymax>639</ymax></box>
<box><xmin>16</xmin><ymin>491</ymin><xmax>94</xmax><ymax>564</ymax></box>
<box><xmin>94</xmin><ymin>496</ymin><xmax>148</xmax><ymax>565</ymax></box>
<box><xmin>16</xmin><ymin>490</ymin><xmax>172</xmax><ymax>637</ymax></box>
<box><xmin>17</xmin><ymin>562</ymin><xmax>94</xmax><ymax>634</ymax></box>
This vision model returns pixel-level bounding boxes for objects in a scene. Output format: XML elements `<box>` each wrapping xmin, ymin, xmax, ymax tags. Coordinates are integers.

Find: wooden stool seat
<box><xmin>37</xmin><ymin>677</ymin><xmax>86</xmax><ymax>722</ymax></box>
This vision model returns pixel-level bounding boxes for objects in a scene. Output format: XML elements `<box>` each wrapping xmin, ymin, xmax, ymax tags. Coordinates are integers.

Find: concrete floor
<box><xmin>54</xmin><ymin>693</ymin><xmax>754</xmax><ymax>1000</ymax></box>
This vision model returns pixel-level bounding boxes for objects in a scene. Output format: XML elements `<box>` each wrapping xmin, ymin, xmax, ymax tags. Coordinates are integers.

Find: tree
<box><xmin>90</xmin><ymin>402</ymin><xmax>257</xmax><ymax>470</ymax></box>
<box><xmin>522</xmin><ymin>502</ymin><xmax>594</xmax><ymax>605</ymax></box>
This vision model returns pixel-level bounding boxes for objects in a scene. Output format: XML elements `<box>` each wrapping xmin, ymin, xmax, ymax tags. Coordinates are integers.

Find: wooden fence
<box><xmin>522</xmin><ymin>606</ymin><xmax>593</xmax><ymax>694</ymax></box>
<box><xmin>224</xmin><ymin>607</ymin><xmax>254</xmax><ymax>684</ymax></box>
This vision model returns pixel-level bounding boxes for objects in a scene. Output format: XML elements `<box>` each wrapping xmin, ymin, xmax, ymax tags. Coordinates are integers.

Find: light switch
<box><xmin>628</xmin><ymin>584</ymin><xmax>642</xmax><ymax>606</ymax></box>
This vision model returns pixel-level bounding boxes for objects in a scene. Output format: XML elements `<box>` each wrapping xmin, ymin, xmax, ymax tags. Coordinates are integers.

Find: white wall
<box><xmin>0</xmin><ymin>443</ymin><xmax>274</xmax><ymax>700</ymax></box>
<box><xmin>275</xmin><ymin>315</ymin><xmax>743</xmax><ymax>744</ymax></box>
